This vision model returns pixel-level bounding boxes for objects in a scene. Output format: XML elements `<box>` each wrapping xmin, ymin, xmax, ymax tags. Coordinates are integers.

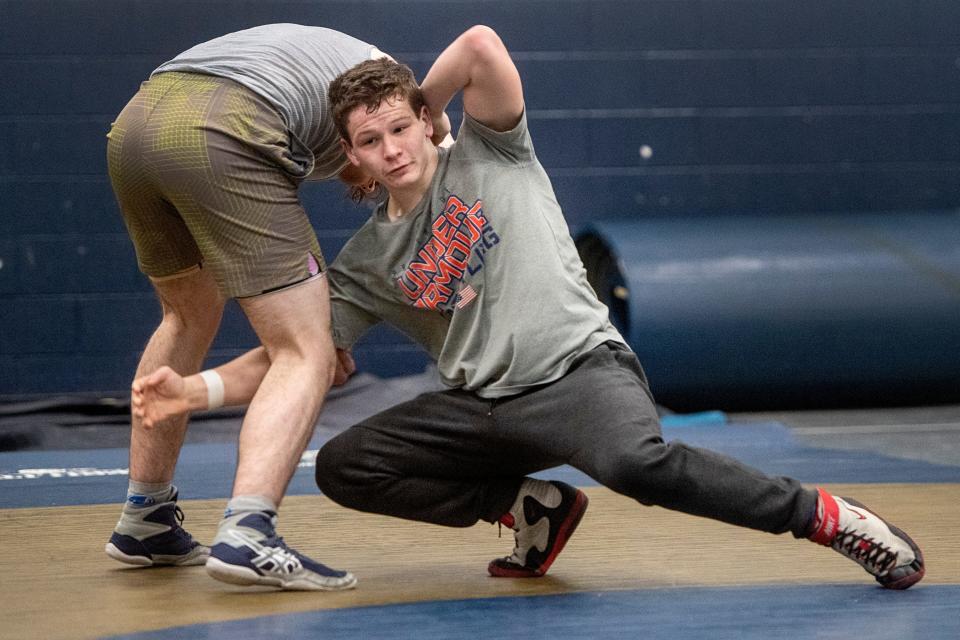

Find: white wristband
<box><xmin>199</xmin><ymin>369</ymin><xmax>225</xmax><ymax>410</ymax></box>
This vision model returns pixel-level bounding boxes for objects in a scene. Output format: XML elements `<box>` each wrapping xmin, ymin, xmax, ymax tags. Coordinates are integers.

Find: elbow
<box><xmin>461</xmin><ymin>25</ymin><xmax>507</xmax><ymax>63</ymax></box>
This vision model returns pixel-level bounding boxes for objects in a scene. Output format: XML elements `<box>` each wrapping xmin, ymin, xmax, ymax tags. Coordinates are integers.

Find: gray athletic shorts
<box><xmin>106</xmin><ymin>71</ymin><xmax>325</xmax><ymax>298</ymax></box>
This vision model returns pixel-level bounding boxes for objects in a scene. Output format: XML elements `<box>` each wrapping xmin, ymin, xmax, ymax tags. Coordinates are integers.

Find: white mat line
<box><xmin>0</xmin><ymin>450</ymin><xmax>321</xmax><ymax>481</ymax></box>
<box><xmin>793</xmin><ymin>422</ymin><xmax>960</xmax><ymax>435</ymax></box>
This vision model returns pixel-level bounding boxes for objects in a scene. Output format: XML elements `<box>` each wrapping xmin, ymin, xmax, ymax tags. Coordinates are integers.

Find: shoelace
<box><xmin>494</xmin><ymin>521</ymin><xmax>522</xmax><ymax>562</ymax></box>
<box><xmin>834</xmin><ymin>528</ymin><xmax>898</xmax><ymax>575</ymax></box>
<box><xmin>265</xmin><ymin>535</ymin><xmax>308</xmax><ymax>560</ymax></box>
<box><xmin>170</xmin><ymin>505</ymin><xmax>198</xmax><ymax>544</ymax></box>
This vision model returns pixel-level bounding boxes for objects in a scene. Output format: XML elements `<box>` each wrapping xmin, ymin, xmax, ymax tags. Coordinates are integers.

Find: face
<box><xmin>342</xmin><ymin>96</ymin><xmax>435</xmax><ymax>195</ymax></box>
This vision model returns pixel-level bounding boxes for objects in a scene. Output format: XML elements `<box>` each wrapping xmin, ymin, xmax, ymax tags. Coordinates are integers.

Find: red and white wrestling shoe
<box><xmin>808</xmin><ymin>488</ymin><xmax>925</xmax><ymax>590</ymax></box>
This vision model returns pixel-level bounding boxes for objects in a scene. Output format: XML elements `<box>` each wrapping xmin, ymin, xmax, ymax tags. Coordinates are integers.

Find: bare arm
<box><xmin>132</xmin><ymin>344</ymin><xmax>359</xmax><ymax>428</ymax></box>
<box><xmin>420</xmin><ymin>25</ymin><xmax>524</xmax><ymax>133</ymax></box>
<box><xmin>131</xmin><ymin>347</ymin><xmax>271</xmax><ymax>427</ymax></box>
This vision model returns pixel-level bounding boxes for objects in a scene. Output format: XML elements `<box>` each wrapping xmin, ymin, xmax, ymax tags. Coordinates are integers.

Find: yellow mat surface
<box><xmin>1</xmin><ymin>483</ymin><xmax>956</xmax><ymax>639</ymax></box>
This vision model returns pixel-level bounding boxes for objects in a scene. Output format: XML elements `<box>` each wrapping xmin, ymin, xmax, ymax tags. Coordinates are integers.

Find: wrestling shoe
<box><xmin>488</xmin><ymin>479</ymin><xmax>588</xmax><ymax>577</ymax></box>
<box><xmin>808</xmin><ymin>488</ymin><xmax>925</xmax><ymax>590</ymax></box>
<box><xmin>105</xmin><ymin>491</ymin><xmax>209</xmax><ymax>566</ymax></box>
<box><xmin>206</xmin><ymin>511</ymin><xmax>356</xmax><ymax>591</ymax></box>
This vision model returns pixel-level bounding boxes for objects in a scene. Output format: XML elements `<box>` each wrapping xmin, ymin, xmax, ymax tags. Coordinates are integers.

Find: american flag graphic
<box><xmin>455</xmin><ymin>284</ymin><xmax>477</xmax><ymax>309</ymax></box>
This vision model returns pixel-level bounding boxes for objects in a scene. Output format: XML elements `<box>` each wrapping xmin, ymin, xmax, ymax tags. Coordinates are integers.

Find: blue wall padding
<box><xmin>577</xmin><ymin>211</ymin><xmax>960</xmax><ymax>410</ymax></box>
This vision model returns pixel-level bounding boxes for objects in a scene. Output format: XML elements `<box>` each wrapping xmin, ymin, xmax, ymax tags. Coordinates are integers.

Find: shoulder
<box><xmin>453</xmin><ymin>110</ymin><xmax>534</xmax><ymax>164</ymax></box>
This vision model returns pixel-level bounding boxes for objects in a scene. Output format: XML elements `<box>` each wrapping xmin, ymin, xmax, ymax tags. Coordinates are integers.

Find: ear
<box><xmin>340</xmin><ymin>138</ymin><xmax>360</xmax><ymax>166</ymax></box>
<box><xmin>421</xmin><ymin>106</ymin><xmax>434</xmax><ymax>139</ymax></box>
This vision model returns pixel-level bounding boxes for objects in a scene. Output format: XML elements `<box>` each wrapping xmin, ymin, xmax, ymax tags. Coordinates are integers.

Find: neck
<box><xmin>385</xmin><ymin>147</ymin><xmax>439</xmax><ymax>221</ymax></box>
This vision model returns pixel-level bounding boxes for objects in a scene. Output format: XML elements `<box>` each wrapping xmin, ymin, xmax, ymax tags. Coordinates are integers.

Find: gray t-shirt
<box><xmin>153</xmin><ymin>24</ymin><xmax>375</xmax><ymax>179</ymax></box>
<box><xmin>330</xmin><ymin>111</ymin><xmax>625</xmax><ymax>398</ymax></box>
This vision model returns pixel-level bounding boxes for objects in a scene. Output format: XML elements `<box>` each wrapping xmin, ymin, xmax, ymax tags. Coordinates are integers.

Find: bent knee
<box><xmin>314</xmin><ymin>430</ymin><xmax>363</xmax><ymax>502</ymax></box>
<box><xmin>154</xmin><ymin>269</ymin><xmax>224</xmax><ymax>324</ymax></box>
<box><xmin>160</xmin><ymin>304</ymin><xmax>223</xmax><ymax>339</ymax></box>
<box><xmin>261</xmin><ymin>339</ymin><xmax>336</xmax><ymax>389</ymax></box>
<box><xmin>314</xmin><ymin>438</ymin><xmax>344</xmax><ymax>495</ymax></box>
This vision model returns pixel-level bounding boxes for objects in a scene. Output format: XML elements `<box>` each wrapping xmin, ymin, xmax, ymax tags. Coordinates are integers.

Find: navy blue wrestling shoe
<box><xmin>105</xmin><ymin>491</ymin><xmax>208</xmax><ymax>566</ymax></box>
<box><xmin>206</xmin><ymin>511</ymin><xmax>356</xmax><ymax>591</ymax></box>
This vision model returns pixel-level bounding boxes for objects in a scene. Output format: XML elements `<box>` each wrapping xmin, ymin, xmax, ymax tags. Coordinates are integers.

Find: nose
<box><xmin>382</xmin><ymin>134</ymin><xmax>401</xmax><ymax>160</ymax></box>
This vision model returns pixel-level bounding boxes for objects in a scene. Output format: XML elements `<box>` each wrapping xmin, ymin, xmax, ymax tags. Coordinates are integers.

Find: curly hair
<box><xmin>328</xmin><ymin>58</ymin><xmax>425</xmax><ymax>145</ymax></box>
<box><xmin>346</xmin><ymin>180</ymin><xmax>385</xmax><ymax>205</ymax></box>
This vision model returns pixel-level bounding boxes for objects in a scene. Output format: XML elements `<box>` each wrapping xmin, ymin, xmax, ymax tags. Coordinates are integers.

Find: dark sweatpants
<box><xmin>315</xmin><ymin>343</ymin><xmax>818</xmax><ymax>537</ymax></box>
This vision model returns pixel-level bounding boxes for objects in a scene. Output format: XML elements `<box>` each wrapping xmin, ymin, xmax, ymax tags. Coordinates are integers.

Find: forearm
<box><xmin>188</xmin><ymin>347</ymin><xmax>271</xmax><ymax>411</ymax></box>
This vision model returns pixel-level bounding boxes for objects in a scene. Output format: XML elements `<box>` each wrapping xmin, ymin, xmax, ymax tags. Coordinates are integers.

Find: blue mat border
<box><xmin>108</xmin><ymin>584</ymin><xmax>960</xmax><ymax>640</ymax></box>
<box><xmin>1</xmin><ymin>421</ymin><xmax>958</xmax><ymax>508</ymax></box>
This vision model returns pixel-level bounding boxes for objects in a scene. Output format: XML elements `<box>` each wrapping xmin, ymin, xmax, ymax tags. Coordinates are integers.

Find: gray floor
<box><xmin>734</xmin><ymin>404</ymin><xmax>960</xmax><ymax>467</ymax></box>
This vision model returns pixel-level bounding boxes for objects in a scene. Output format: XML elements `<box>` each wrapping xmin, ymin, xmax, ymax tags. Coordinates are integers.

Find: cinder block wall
<box><xmin>2</xmin><ymin>1</ymin><xmax>959</xmax><ymax>395</ymax></box>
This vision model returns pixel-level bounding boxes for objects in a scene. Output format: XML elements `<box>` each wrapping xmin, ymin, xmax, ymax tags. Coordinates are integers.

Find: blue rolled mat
<box><xmin>575</xmin><ymin>211</ymin><xmax>960</xmax><ymax>410</ymax></box>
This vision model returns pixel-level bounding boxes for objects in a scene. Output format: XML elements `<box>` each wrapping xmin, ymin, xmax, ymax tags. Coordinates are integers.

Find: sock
<box><xmin>221</xmin><ymin>495</ymin><xmax>277</xmax><ymax>520</ymax></box>
<box><xmin>213</xmin><ymin>495</ymin><xmax>278</xmax><ymax>545</ymax></box>
<box><xmin>124</xmin><ymin>481</ymin><xmax>175</xmax><ymax>509</ymax></box>
<box><xmin>115</xmin><ymin>481</ymin><xmax>176</xmax><ymax>534</ymax></box>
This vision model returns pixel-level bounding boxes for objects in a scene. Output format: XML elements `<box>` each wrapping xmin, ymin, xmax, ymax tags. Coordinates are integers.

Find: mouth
<box><xmin>387</xmin><ymin>163</ymin><xmax>410</xmax><ymax>177</ymax></box>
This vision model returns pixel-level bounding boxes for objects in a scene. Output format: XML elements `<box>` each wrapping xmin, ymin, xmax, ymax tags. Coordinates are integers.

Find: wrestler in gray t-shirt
<box><xmin>329</xmin><ymin>112</ymin><xmax>625</xmax><ymax>398</ymax></box>
<box><xmin>154</xmin><ymin>23</ymin><xmax>376</xmax><ymax>179</ymax></box>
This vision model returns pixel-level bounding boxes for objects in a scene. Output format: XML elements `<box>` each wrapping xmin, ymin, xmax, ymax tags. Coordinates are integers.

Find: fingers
<box><xmin>338</xmin><ymin>349</ymin><xmax>356</xmax><ymax>374</ymax></box>
<box><xmin>130</xmin><ymin>365</ymin><xmax>178</xmax><ymax>429</ymax></box>
<box><xmin>131</xmin><ymin>377</ymin><xmax>150</xmax><ymax>422</ymax></box>
<box><xmin>131</xmin><ymin>385</ymin><xmax>157</xmax><ymax>429</ymax></box>
<box><xmin>431</xmin><ymin>111</ymin><xmax>452</xmax><ymax>146</ymax></box>
<box><xmin>333</xmin><ymin>349</ymin><xmax>356</xmax><ymax>386</ymax></box>
<box><xmin>131</xmin><ymin>388</ymin><xmax>154</xmax><ymax>428</ymax></box>
<box><xmin>132</xmin><ymin>366</ymin><xmax>172</xmax><ymax>393</ymax></box>
<box><xmin>130</xmin><ymin>386</ymin><xmax>145</xmax><ymax>418</ymax></box>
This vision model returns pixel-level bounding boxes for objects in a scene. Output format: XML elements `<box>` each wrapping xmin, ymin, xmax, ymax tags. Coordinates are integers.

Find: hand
<box><xmin>131</xmin><ymin>365</ymin><xmax>190</xmax><ymax>429</ymax></box>
<box><xmin>333</xmin><ymin>349</ymin><xmax>356</xmax><ymax>386</ymax></box>
<box><xmin>431</xmin><ymin>111</ymin><xmax>452</xmax><ymax>147</ymax></box>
